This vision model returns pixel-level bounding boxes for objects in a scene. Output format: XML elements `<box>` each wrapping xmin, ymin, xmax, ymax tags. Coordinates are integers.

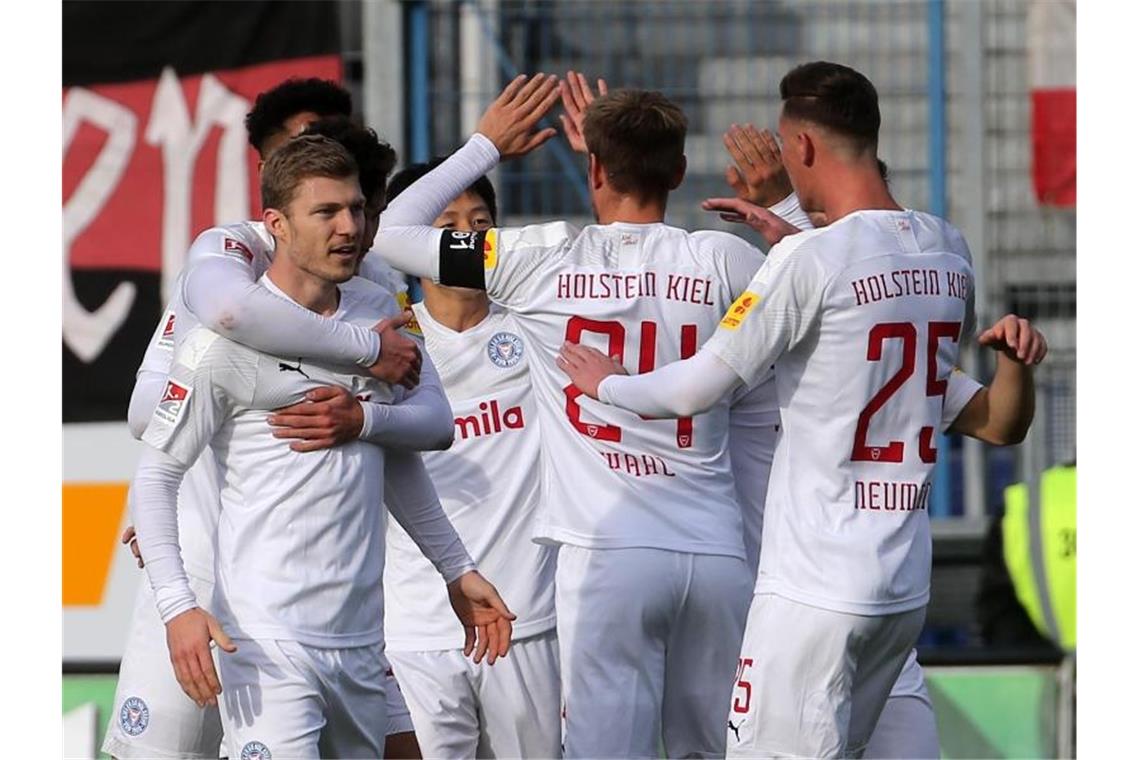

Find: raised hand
<box><xmin>368</xmin><ymin>312</ymin><xmax>422</xmax><ymax>389</ymax></box>
<box><xmin>559</xmin><ymin>70</ymin><xmax>609</xmax><ymax>153</ymax></box>
<box><xmin>723</xmin><ymin>124</ymin><xmax>793</xmax><ymax>207</ymax></box>
<box><xmin>978</xmin><ymin>314</ymin><xmax>1048</xmax><ymax>365</ymax></box>
<box><xmin>700</xmin><ymin>197</ymin><xmax>801</xmax><ymax>246</ymax></box>
<box><xmin>476</xmin><ymin>73</ymin><xmax>562</xmax><ymax>160</ymax></box>
<box><xmin>165</xmin><ymin>607</ymin><xmax>237</xmax><ymax>708</ymax></box>
<box><xmin>446</xmin><ymin>571</ymin><xmax>517</xmax><ymax>665</ymax></box>
<box><xmin>268</xmin><ymin>385</ymin><xmax>364</xmax><ymax>452</ymax></box>
<box><xmin>556</xmin><ymin>341</ymin><xmax>628</xmax><ymax>400</ymax></box>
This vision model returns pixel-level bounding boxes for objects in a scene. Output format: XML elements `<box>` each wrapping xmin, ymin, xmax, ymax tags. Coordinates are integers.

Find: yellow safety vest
<box><xmin>1002</xmin><ymin>465</ymin><xmax>1076</xmax><ymax>651</ymax></box>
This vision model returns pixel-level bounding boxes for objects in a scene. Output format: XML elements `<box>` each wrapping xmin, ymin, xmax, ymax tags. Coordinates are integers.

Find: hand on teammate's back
<box><xmin>700</xmin><ymin>197</ymin><xmax>802</xmax><ymax>246</ymax></box>
<box><xmin>556</xmin><ymin>341</ymin><xmax>628</xmax><ymax>400</ymax></box>
<box><xmin>164</xmin><ymin>607</ymin><xmax>236</xmax><ymax>708</ymax></box>
<box><xmin>446</xmin><ymin>571</ymin><xmax>517</xmax><ymax>666</ymax></box>
<box><xmin>559</xmin><ymin>70</ymin><xmax>608</xmax><ymax>154</ymax></box>
<box><xmin>723</xmin><ymin>124</ymin><xmax>793</xmax><ymax>207</ymax></box>
<box><xmin>978</xmin><ymin>314</ymin><xmax>1048</xmax><ymax>365</ymax></box>
<box><xmin>476</xmin><ymin>73</ymin><xmax>562</xmax><ymax>160</ymax></box>
<box><xmin>369</xmin><ymin>312</ymin><xmax>422</xmax><ymax>388</ymax></box>
<box><xmin>267</xmin><ymin>385</ymin><xmax>365</xmax><ymax>452</ymax></box>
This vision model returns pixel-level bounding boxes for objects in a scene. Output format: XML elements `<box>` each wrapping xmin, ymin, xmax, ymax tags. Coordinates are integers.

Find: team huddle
<box><xmin>104</xmin><ymin>62</ymin><xmax>1047</xmax><ymax>760</ymax></box>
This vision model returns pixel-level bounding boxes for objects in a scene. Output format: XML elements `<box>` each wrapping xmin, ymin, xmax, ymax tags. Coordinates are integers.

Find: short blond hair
<box><xmin>260</xmin><ymin>134</ymin><xmax>358</xmax><ymax>213</ymax></box>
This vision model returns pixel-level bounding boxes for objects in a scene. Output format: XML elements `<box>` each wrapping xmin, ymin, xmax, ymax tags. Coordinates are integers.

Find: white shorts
<box><xmin>557</xmin><ymin>545</ymin><xmax>752</xmax><ymax>758</ymax></box>
<box><xmin>219</xmin><ymin>638</ymin><xmax>388</xmax><ymax>760</ymax></box>
<box><xmin>388</xmin><ymin>629</ymin><xmax>561</xmax><ymax>758</ymax></box>
<box><xmin>103</xmin><ymin>574</ymin><xmax>223</xmax><ymax>760</ymax></box>
<box><xmin>726</xmin><ymin>593</ymin><xmax>925</xmax><ymax>759</ymax></box>
<box><xmin>865</xmin><ymin>650</ymin><xmax>939</xmax><ymax>759</ymax></box>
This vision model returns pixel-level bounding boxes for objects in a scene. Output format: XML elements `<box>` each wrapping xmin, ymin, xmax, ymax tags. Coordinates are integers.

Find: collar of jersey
<box><xmin>259</xmin><ymin>273</ymin><xmax>347</xmax><ymax>321</ymax></box>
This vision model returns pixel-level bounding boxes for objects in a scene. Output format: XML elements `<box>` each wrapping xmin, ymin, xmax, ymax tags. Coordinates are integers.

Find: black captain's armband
<box><xmin>438</xmin><ymin>229</ymin><xmax>489</xmax><ymax>290</ymax></box>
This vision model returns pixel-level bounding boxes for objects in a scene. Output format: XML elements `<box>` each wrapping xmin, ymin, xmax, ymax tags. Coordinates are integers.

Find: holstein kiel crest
<box><xmin>241</xmin><ymin>740</ymin><xmax>272</xmax><ymax>760</ymax></box>
<box><xmin>487</xmin><ymin>331</ymin><xmax>524</xmax><ymax>368</ymax></box>
<box><xmin>119</xmin><ymin>696</ymin><xmax>149</xmax><ymax>736</ymax></box>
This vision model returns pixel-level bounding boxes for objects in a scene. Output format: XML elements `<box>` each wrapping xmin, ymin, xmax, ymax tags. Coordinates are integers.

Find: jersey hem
<box><xmin>223</xmin><ymin>624</ymin><xmax>383</xmax><ymax>649</ymax></box>
<box><xmin>756</xmin><ymin>581</ymin><xmax>930</xmax><ymax>616</ymax></box>
<box><xmin>534</xmin><ymin>526</ymin><xmax>745</xmax><ymax>560</ymax></box>
<box><xmin>385</xmin><ymin>614</ymin><xmax>556</xmax><ymax>652</ymax></box>
<box><xmin>102</xmin><ymin>734</ymin><xmax>218</xmax><ymax>760</ymax></box>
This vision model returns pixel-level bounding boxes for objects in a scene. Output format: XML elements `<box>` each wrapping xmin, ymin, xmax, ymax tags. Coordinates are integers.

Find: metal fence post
<box><xmin>928</xmin><ymin>0</ymin><xmax>952</xmax><ymax>518</ymax></box>
<box><xmin>406</xmin><ymin>0</ymin><xmax>430</xmax><ymax>163</ymax></box>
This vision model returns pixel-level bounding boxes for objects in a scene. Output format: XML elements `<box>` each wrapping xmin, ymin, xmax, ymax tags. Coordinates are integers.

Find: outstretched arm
<box><xmin>950</xmin><ymin>315</ymin><xmax>1047</xmax><ymax>445</ymax></box>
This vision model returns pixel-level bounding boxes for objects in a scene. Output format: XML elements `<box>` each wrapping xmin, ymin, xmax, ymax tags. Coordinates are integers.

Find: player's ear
<box><xmin>799</xmin><ymin>131</ymin><xmax>815</xmax><ymax>169</ymax></box>
<box><xmin>588</xmin><ymin>153</ymin><xmax>605</xmax><ymax>191</ymax></box>
<box><xmin>264</xmin><ymin>207</ymin><xmax>289</xmax><ymax>241</ymax></box>
<box><xmin>668</xmin><ymin>154</ymin><xmax>687</xmax><ymax>190</ymax></box>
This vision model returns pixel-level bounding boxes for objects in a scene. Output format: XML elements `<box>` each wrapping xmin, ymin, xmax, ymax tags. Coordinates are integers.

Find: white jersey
<box><xmin>142</xmin><ymin>276</ymin><xmax>399</xmax><ymax>647</ymax></box>
<box><xmin>706</xmin><ymin>209</ymin><xmax>975</xmax><ymax>614</ymax></box>
<box><xmin>385</xmin><ymin>303</ymin><xmax>555</xmax><ymax>651</ymax></box>
<box><xmin>473</xmin><ymin>221</ymin><xmax>763</xmax><ymax>558</ymax></box>
<box><xmin>132</xmin><ymin>222</ymin><xmax>277</xmax><ymax>581</ymax></box>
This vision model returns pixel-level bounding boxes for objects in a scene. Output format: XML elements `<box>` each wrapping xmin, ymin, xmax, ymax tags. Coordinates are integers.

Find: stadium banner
<box><xmin>1028</xmin><ymin>0</ymin><xmax>1076</xmax><ymax>207</ymax></box>
<box><xmin>63</xmin><ymin>0</ymin><xmax>342</xmax><ymax>663</ymax></box>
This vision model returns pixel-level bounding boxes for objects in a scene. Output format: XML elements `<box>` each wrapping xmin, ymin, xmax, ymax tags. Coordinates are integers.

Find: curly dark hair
<box><xmin>301</xmin><ymin>116</ymin><xmax>397</xmax><ymax>206</ymax></box>
<box><xmin>387</xmin><ymin>157</ymin><xmax>498</xmax><ymax>223</ymax></box>
<box><xmin>245</xmin><ymin>78</ymin><xmax>352</xmax><ymax>157</ymax></box>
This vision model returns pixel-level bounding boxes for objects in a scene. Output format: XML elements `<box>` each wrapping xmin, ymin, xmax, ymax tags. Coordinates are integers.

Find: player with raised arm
<box><xmin>556</xmin><ymin>61</ymin><xmax>991</xmax><ymax>757</ymax></box>
<box><xmin>130</xmin><ymin>135</ymin><xmax>514</xmax><ymax>759</ymax></box>
<box><xmin>375</xmin><ymin>72</ymin><xmax>769</xmax><ymax>758</ymax></box>
<box><xmin>378</xmin><ymin>162</ymin><xmax>562</xmax><ymax>758</ymax></box>
<box><xmin>105</xmin><ymin>81</ymin><xmax>435</xmax><ymax>760</ymax></box>
<box><xmin>715</xmin><ymin>124</ymin><xmax>1048</xmax><ymax>758</ymax></box>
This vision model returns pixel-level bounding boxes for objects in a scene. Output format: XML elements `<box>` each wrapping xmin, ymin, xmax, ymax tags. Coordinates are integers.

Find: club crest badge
<box><xmin>487</xmin><ymin>331</ymin><xmax>524</xmax><ymax>368</ymax></box>
<box><xmin>241</xmin><ymin>740</ymin><xmax>272</xmax><ymax>760</ymax></box>
<box><xmin>119</xmin><ymin>696</ymin><xmax>149</xmax><ymax>736</ymax></box>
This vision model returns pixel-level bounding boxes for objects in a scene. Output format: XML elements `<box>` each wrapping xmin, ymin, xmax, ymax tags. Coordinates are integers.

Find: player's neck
<box><xmin>596</xmin><ymin>194</ymin><xmax>667</xmax><ymax>226</ymax></box>
<box><xmin>266</xmin><ymin>259</ymin><xmax>341</xmax><ymax>316</ymax></box>
<box><xmin>420</xmin><ymin>280</ymin><xmax>491</xmax><ymax>332</ymax></box>
<box><xmin>813</xmin><ymin>165</ymin><xmax>901</xmax><ymax>223</ymax></box>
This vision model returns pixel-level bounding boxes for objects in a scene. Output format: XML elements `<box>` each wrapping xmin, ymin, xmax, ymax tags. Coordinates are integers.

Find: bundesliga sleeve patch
<box><xmin>156</xmin><ymin>310</ymin><xmax>177</xmax><ymax>351</ymax></box>
<box><xmin>224</xmin><ymin>237</ymin><xmax>254</xmax><ymax>263</ymax></box>
<box><xmin>720</xmin><ymin>291</ymin><xmax>762</xmax><ymax>330</ymax></box>
<box><xmin>153</xmin><ymin>380</ymin><xmax>193</xmax><ymax>426</ymax></box>
<box><xmin>438</xmin><ymin>229</ymin><xmax>490</xmax><ymax>288</ymax></box>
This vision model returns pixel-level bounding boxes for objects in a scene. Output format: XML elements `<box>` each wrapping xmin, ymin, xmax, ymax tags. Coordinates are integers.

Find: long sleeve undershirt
<box><xmin>359</xmin><ymin>351</ymin><xmax>454</xmax><ymax>450</ymax></box>
<box><xmin>376</xmin><ymin>133</ymin><xmax>501</xmax><ymax>282</ymax></box>
<box><xmin>181</xmin><ymin>254</ymin><xmax>382</xmax><ymax>368</ymax></box>
<box><xmin>598</xmin><ymin>348</ymin><xmax>744</xmax><ymax>419</ymax></box>
<box><xmin>383</xmin><ymin>450</ymin><xmax>475</xmax><ymax>583</ymax></box>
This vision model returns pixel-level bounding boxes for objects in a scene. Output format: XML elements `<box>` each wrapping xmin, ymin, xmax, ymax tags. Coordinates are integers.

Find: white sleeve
<box><xmin>704</xmin><ymin>235</ymin><xmax>829</xmax><ymax>388</ymax></box>
<box><xmin>131</xmin><ymin>447</ymin><xmax>197</xmax><ymax>623</ymax></box>
<box><xmin>383</xmin><ymin>450</ymin><xmax>476</xmax><ymax>583</ymax></box>
<box><xmin>598</xmin><ymin>349</ymin><xmax>742</xmax><ymax>418</ymax></box>
<box><xmin>379</xmin><ymin>133</ymin><xmax>500</xmax><ymax>228</ymax></box>
<box><xmin>942</xmin><ymin>368</ymin><xmax>985</xmax><ymax>432</ymax></box>
<box><xmin>360</xmin><ymin>350</ymin><xmax>454</xmax><ymax>450</ymax></box>
<box><xmin>768</xmin><ymin>193</ymin><xmax>816</xmax><ymax>230</ymax></box>
<box><xmin>128</xmin><ymin>370</ymin><xmax>168</xmax><ymax>440</ymax></box>
<box><xmin>181</xmin><ymin>229</ymin><xmax>381</xmax><ymax>368</ymax></box>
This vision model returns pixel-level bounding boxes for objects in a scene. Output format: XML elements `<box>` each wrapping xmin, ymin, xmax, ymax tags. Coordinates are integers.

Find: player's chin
<box><xmin>324</xmin><ymin>256</ymin><xmax>359</xmax><ymax>282</ymax></box>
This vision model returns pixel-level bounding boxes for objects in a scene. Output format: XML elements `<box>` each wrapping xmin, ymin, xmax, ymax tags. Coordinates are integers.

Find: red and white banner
<box><xmin>1028</xmin><ymin>0</ymin><xmax>1076</xmax><ymax>207</ymax></box>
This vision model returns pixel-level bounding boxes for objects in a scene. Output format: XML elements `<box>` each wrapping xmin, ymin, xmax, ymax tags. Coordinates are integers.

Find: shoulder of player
<box><xmin>340</xmin><ymin>275</ymin><xmax>399</xmax><ymax>314</ymax></box>
<box><xmin>186</xmin><ymin>220</ymin><xmax>272</xmax><ymax>264</ymax></box>
<box><xmin>493</xmin><ymin>220</ymin><xmax>580</xmax><ymax>252</ymax></box>
<box><xmin>687</xmin><ymin>229</ymin><xmax>766</xmax><ymax>264</ymax></box>
<box><xmin>171</xmin><ymin>325</ymin><xmax>245</xmax><ymax>375</ymax></box>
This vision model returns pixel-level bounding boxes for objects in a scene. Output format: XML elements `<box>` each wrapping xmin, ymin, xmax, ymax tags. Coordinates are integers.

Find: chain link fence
<box><xmin>346</xmin><ymin>0</ymin><xmax>1076</xmax><ymax>517</ymax></box>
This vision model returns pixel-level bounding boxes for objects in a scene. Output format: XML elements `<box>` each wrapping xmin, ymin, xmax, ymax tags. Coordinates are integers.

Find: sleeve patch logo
<box><xmin>157</xmin><ymin>311</ymin><xmax>177</xmax><ymax>350</ymax></box>
<box><xmin>483</xmin><ymin>229</ymin><xmax>498</xmax><ymax>270</ymax></box>
<box><xmin>396</xmin><ymin>292</ymin><xmax>423</xmax><ymax>337</ymax></box>
<box><xmin>154</xmin><ymin>380</ymin><xmax>192</xmax><ymax>426</ymax></box>
<box><xmin>720</xmin><ymin>291</ymin><xmax>762</xmax><ymax>330</ymax></box>
<box><xmin>224</xmin><ymin>237</ymin><xmax>254</xmax><ymax>263</ymax></box>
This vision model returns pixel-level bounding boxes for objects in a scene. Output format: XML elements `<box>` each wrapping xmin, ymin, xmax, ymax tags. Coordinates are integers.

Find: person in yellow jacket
<box><xmin>1003</xmin><ymin>463</ymin><xmax>1076</xmax><ymax>651</ymax></box>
